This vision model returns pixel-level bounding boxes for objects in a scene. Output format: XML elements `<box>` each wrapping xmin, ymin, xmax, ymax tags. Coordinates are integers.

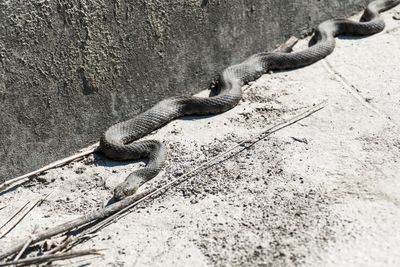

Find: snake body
<box><xmin>100</xmin><ymin>0</ymin><xmax>400</xmax><ymax>200</ymax></box>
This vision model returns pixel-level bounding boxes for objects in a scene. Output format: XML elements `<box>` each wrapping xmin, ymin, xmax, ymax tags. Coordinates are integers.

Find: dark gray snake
<box><xmin>100</xmin><ymin>0</ymin><xmax>400</xmax><ymax>200</ymax></box>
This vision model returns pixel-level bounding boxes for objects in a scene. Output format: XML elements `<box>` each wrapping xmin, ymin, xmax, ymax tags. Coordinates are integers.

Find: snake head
<box><xmin>113</xmin><ymin>181</ymin><xmax>139</xmax><ymax>201</ymax></box>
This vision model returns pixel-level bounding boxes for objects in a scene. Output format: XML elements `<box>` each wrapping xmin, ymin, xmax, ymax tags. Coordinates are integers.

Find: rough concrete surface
<box><xmin>0</xmin><ymin>0</ymin><xmax>370</xmax><ymax>182</ymax></box>
<box><xmin>1</xmin><ymin>4</ymin><xmax>400</xmax><ymax>267</ymax></box>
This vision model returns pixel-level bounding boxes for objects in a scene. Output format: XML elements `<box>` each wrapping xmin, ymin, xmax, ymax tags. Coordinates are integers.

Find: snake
<box><xmin>100</xmin><ymin>0</ymin><xmax>400</xmax><ymax>200</ymax></box>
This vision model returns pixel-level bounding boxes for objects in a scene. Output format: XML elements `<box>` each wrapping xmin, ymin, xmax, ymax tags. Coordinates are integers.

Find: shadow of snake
<box><xmin>99</xmin><ymin>0</ymin><xmax>400</xmax><ymax>200</ymax></box>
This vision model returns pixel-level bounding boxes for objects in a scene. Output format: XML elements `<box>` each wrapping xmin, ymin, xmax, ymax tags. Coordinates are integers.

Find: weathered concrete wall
<box><xmin>0</xmin><ymin>0</ymin><xmax>369</xmax><ymax>182</ymax></box>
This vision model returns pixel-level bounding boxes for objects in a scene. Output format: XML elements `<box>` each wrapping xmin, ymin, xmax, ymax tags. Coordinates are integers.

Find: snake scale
<box><xmin>100</xmin><ymin>0</ymin><xmax>400</xmax><ymax>200</ymax></box>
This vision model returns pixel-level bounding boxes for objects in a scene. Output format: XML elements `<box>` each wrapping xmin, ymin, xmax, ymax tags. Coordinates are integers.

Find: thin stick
<box><xmin>0</xmin><ymin>190</ymin><xmax>150</xmax><ymax>260</ymax></box>
<box><xmin>0</xmin><ymin>202</ymin><xmax>30</xmax><ymax>232</ymax></box>
<box><xmin>0</xmin><ymin>249</ymin><xmax>103</xmax><ymax>267</ymax></box>
<box><xmin>274</xmin><ymin>36</ymin><xmax>298</xmax><ymax>53</ymax></box>
<box><xmin>0</xmin><ymin>101</ymin><xmax>325</xmax><ymax>261</ymax></box>
<box><xmin>0</xmin><ymin>143</ymin><xmax>99</xmax><ymax>193</ymax></box>
<box><xmin>55</xmin><ymin>255</ymin><xmax>105</xmax><ymax>267</ymax></box>
<box><xmin>13</xmin><ymin>237</ymin><xmax>32</xmax><ymax>262</ymax></box>
<box><xmin>0</xmin><ymin>192</ymin><xmax>52</xmax><ymax>239</ymax></box>
<box><xmin>0</xmin><ymin>205</ymin><xmax>7</xmax><ymax>211</ymax></box>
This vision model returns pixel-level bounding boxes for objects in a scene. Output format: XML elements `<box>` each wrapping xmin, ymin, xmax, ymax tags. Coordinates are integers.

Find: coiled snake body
<box><xmin>100</xmin><ymin>0</ymin><xmax>400</xmax><ymax>200</ymax></box>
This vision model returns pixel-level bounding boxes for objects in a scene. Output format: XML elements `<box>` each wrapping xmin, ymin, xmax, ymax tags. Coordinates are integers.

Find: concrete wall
<box><xmin>0</xmin><ymin>0</ymin><xmax>369</xmax><ymax>182</ymax></box>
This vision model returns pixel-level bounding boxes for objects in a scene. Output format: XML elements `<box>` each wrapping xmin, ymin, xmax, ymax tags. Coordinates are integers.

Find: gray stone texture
<box><xmin>0</xmin><ymin>0</ymin><xmax>369</xmax><ymax>182</ymax></box>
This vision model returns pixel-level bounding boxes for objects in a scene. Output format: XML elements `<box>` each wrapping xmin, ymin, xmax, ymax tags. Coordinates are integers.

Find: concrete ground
<box><xmin>1</xmin><ymin>6</ymin><xmax>400</xmax><ymax>267</ymax></box>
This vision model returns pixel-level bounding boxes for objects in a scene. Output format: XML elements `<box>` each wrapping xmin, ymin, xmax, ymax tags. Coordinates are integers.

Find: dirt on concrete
<box><xmin>1</xmin><ymin>6</ymin><xmax>400</xmax><ymax>267</ymax></box>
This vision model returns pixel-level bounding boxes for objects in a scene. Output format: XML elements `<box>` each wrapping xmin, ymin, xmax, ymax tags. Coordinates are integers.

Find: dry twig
<box><xmin>274</xmin><ymin>36</ymin><xmax>298</xmax><ymax>52</ymax></box>
<box><xmin>13</xmin><ymin>237</ymin><xmax>33</xmax><ymax>262</ymax></box>
<box><xmin>0</xmin><ymin>202</ymin><xmax>30</xmax><ymax>233</ymax></box>
<box><xmin>0</xmin><ymin>192</ymin><xmax>52</xmax><ymax>239</ymax></box>
<box><xmin>0</xmin><ymin>249</ymin><xmax>103</xmax><ymax>266</ymax></box>
<box><xmin>0</xmin><ymin>144</ymin><xmax>99</xmax><ymax>193</ymax></box>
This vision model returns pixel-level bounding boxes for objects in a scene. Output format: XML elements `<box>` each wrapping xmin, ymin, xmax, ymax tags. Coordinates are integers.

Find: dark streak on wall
<box><xmin>0</xmin><ymin>0</ymin><xmax>369</xmax><ymax>182</ymax></box>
